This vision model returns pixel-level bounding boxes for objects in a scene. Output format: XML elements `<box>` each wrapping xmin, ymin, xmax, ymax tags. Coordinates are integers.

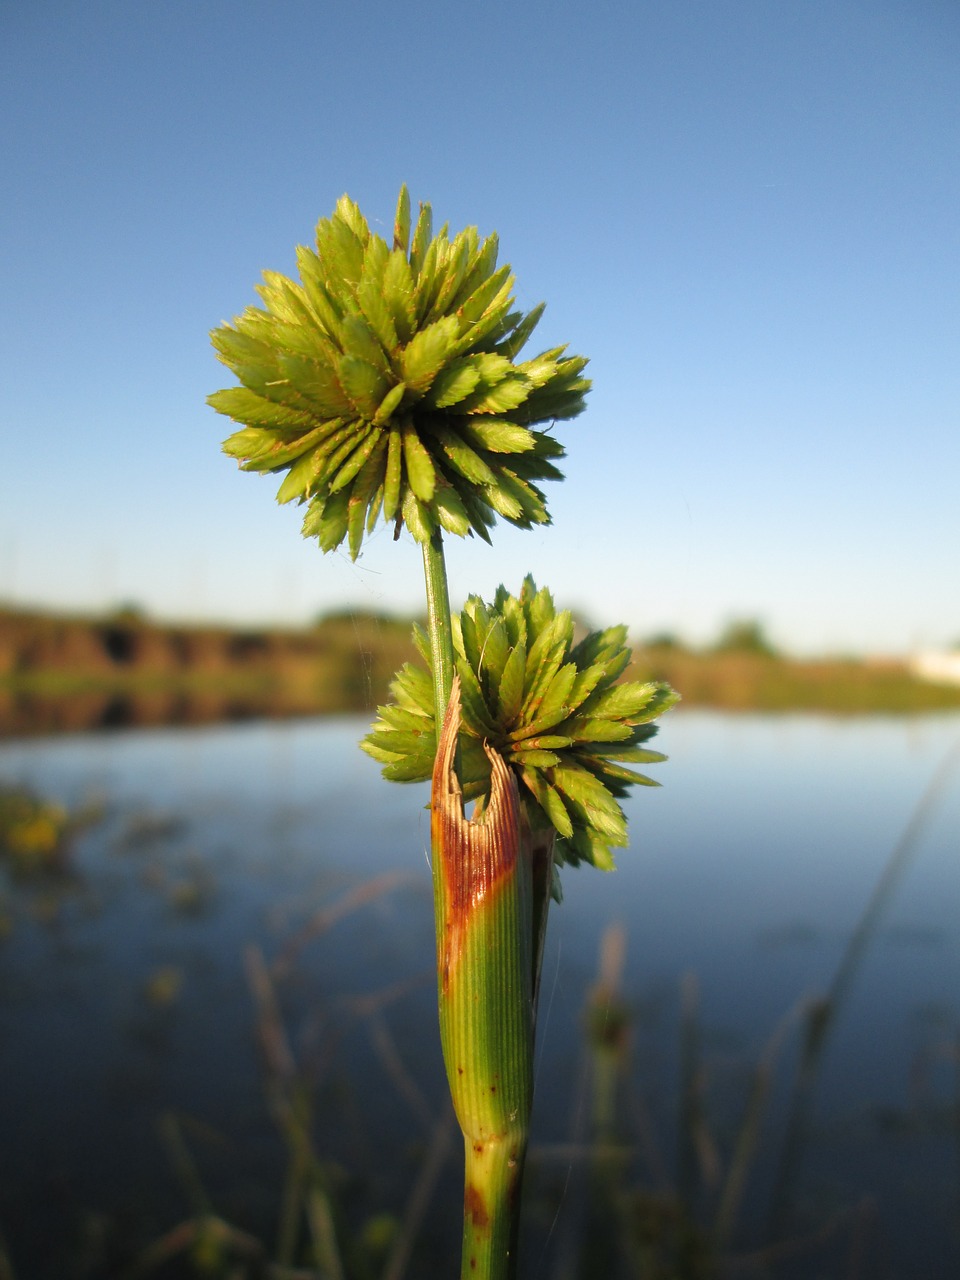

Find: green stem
<box><xmin>430</xmin><ymin>644</ymin><xmax>533</xmax><ymax>1280</ymax></box>
<box><xmin>421</xmin><ymin>530</ymin><xmax>456</xmax><ymax>722</ymax></box>
<box><xmin>461</xmin><ymin>1136</ymin><xmax>525</xmax><ymax>1280</ymax></box>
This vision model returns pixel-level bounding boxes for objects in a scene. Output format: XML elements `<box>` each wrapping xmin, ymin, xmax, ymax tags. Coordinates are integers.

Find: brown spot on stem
<box><xmin>431</xmin><ymin>676</ymin><xmax>522</xmax><ymax>992</ymax></box>
<box><xmin>464</xmin><ymin>1183</ymin><xmax>491</xmax><ymax>1231</ymax></box>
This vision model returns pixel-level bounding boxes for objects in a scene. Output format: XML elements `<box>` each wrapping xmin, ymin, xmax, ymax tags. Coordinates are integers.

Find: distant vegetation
<box><xmin>1</xmin><ymin>605</ymin><xmax>959</xmax><ymax>737</ymax></box>
<box><xmin>627</xmin><ymin>616</ymin><xmax>960</xmax><ymax>713</ymax></box>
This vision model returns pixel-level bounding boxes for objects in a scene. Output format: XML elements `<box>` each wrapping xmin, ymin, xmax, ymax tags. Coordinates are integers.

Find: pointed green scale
<box><xmin>333</xmin><ymin>193</ymin><xmax>371</xmax><ymax>244</ymax></box>
<box><xmin>521</xmin><ymin>770</ymin><xmax>574</xmax><ymax>840</ymax></box>
<box><xmin>357</xmin><ymin>268</ymin><xmax>400</xmax><ymax>353</ymax></box>
<box><xmin>514</xmin><ymin>749</ymin><xmax>561</xmax><ymax>769</ymax></box>
<box><xmin>393</xmin><ymin>671</ymin><xmax>435</xmax><ymax>716</ymax></box>
<box><xmin>522</xmin><ymin>611</ymin><xmax>573</xmax><ymax>698</ymax></box>
<box><xmin>452</xmin><ymin>276</ymin><xmax>517</xmax><ymax>355</ymax></box>
<box><xmin>424</xmin><ymin>357</ymin><xmax>482</xmax><ymax>409</ymax></box>
<box><xmin>295</xmin><ymin>245</ymin><xmax>345</xmax><ymax>338</ymax></box>
<box><xmin>518</xmin><ymin>734</ymin><xmax>574</xmax><ymax>751</ymax></box>
<box><xmin>493</xmin><ymin>302</ymin><xmax>545</xmax><ymax>361</ymax></box>
<box><xmin>210</xmin><ymin>323</ymin><xmax>276</xmax><ymax>370</ymax></box>
<box><xmin>311</xmin><ymin>422</ymin><xmax>374</xmax><ymax>496</ymax></box>
<box><xmin>581</xmin><ymin>757</ymin><xmax>660</xmax><ymax>788</ymax></box>
<box><xmin>409</xmin><ymin>201</ymin><xmax>433</xmax><ymax>277</ymax></box>
<box><xmin>393</xmin><ymin>185</ymin><xmax>411</xmax><ymax>255</ymax></box>
<box><xmin>455</xmin><ymin>659</ymin><xmax>501</xmax><ymax>739</ymax></box>
<box><xmin>456</xmin><ymin>599</ymin><xmax>485</xmax><ymax>676</ymax></box>
<box><xmin>221</xmin><ymin>425</ymin><xmax>275</xmax><ymax>461</ymax></box>
<box><xmin>457</xmin><ymin>488</ymin><xmax>495</xmax><ymax>544</ymax></box>
<box><xmin>552</xmin><ymin>765</ymin><xmax>626</xmax><ymax>835</ymax></box>
<box><xmin>315</xmin><ymin>487</ymin><xmax>351</xmax><ymax>552</ymax></box>
<box><xmin>269</xmin><ymin>420</ymin><xmax>351</xmax><ymax>488</ymax></box>
<box><xmin>299</xmin><ymin>499</ymin><xmax>324</xmax><ymax>539</ymax></box>
<box><xmin>432</xmin><ymin>478</ymin><xmax>472</xmax><ymax>537</ymax></box>
<box><xmin>275</xmin><ymin>447</ymin><xmax>323</xmax><ymax>504</ymax></box>
<box><xmin>570</xmin><ymin>624</ymin><xmax>630</xmax><ymax>670</ymax></box>
<box><xmin>411</xmin><ymin>621</ymin><xmax>432</xmax><ymax>666</ymax></box>
<box><xmin>595</xmin><ymin>740</ymin><xmax>667</xmax><ymax>761</ymax></box>
<box><xmin>529</xmin><ymin>429</ymin><xmax>566</xmax><ymax>458</ymax></box>
<box><xmin>456</xmin><ymin>263</ymin><xmax>513</xmax><ymax>327</ymax></box>
<box><xmin>449</xmin><ymin>231</ymin><xmax>499</xmax><ymax>311</ymax></box>
<box><xmin>380</xmin><ymin>752</ymin><xmax>438</xmax><ymax>783</ymax></box>
<box><xmin>377</xmin><ymin>702</ymin><xmax>433</xmax><ymax>733</ymax></box>
<box><xmin>234</xmin><ymin>419</ymin><xmax>348</xmax><ymax>473</ymax></box>
<box><xmin>340</xmin><ymin>311</ymin><xmax>391</xmax><ymax>374</ymax></box>
<box><xmin>517</xmin><ymin>347</ymin><xmax>574</xmax><ymax>389</ymax></box>
<box><xmin>373</xmin><ymin>382</ymin><xmax>406</xmax><ymax>428</ymax></box>
<box><xmin>562</xmin><ymin>718</ymin><xmax>635</xmax><ymax>743</ymax></box>
<box><xmin>478</xmin><ymin>617</ymin><xmax>510</xmax><ymax>687</ymax></box>
<box><xmin>329</xmin><ymin>425</ymin><xmax>384</xmax><ymax>493</ymax></box>
<box><xmin>513</xmin><ymin>662</ymin><xmax>578</xmax><ymax>736</ymax></box>
<box><xmin>425</xmin><ymin>232</ymin><xmax>474</xmax><ymax>322</ymax></box>
<box><xmin>381</xmin><ymin>249</ymin><xmax>416</xmax><ymax>344</ymax></box>
<box><xmin>365</xmin><ymin>481</ymin><xmax>383</xmax><ymax>533</ymax></box>
<box><xmin>337</xmin><ymin>355</ymin><xmax>390</xmax><ymax>418</ymax></box>
<box><xmin>480</xmin><ymin>480</ymin><xmax>524</xmax><ymax>522</ymax></box>
<box><xmin>277</xmin><ymin>353</ymin><xmax>352</xmax><ymax>416</ymax></box>
<box><xmin>510</xmin><ymin>452</ymin><xmax>565</xmax><ymax>486</ymax></box>
<box><xmin>401</xmin><ymin>423</ymin><xmax>436</xmax><ymax>502</ymax></box>
<box><xmin>435</xmin><ymin>429</ymin><xmax>498</xmax><ymax>486</ymax></box>
<box><xmin>563</xmin><ymin>662</ymin><xmax>611</xmax><ymax>714</ymax></box>
<box><xmin>398</xmin><ymin>315</ymin><xmax>459</xmax><ymax>394</ymax></box>
<box><xmin>315</xmin><ymin>212</ymin><xmax>366</xmax><ymax>295</ymax></box>
<box><xmin>360</xmin><ymin>735</ymin><xmax>405</xmax><ymax>766</ymax></box>
<box><xmin>382</xmin><ymin>425</ymin><xmax>403</xmax><ymax>518</ymax></box>
<box><xmin>412</xmin><ymin>230</ymin><xmax>446</xmax><ymax>323</ymax></box>
<box><xmin>401</xmin><ymin>487</ymin><xmax>433</xmax><ymax>542</ymax></box>
<box><xmin>346</xmin><ymin>436</ymin><xmax>388</xmax><ymax>558</ymax></box>
<box><xmin>359</xmin><ymin>231</ymin><xmax>389</xmax><ymax>290</ymax></box>
<box><xmin>497</xmin><ymin>467</ymin><xmax>549</xmax><ymax>525</ymax></box>
<box><xmin>459</xmin><ymin>374</ymin><xmax>532</xmax><ymax>416</ymax></box>
<box><xmin>460</xmin><ymin>416</ymin><xmax>535</xmax><ymax>454</ymax></box>
<box><xmin>366</xmin><ymin>727</ymin><xmax>434</xmax><ymax>760</ymax></box>
<box><xmin>495</xmin><ymin>642</ymin><xmax>526</xmax><ymax>725</ymax></box>
<box><xmin>255</xmin><ymin>271</ymin><xmax>316</xmax><ymax>329</ymax></box>
<box><xmin>586</xmin><ymin>681</ymin><xmax>663</xmax><ymax>721</ymax></box>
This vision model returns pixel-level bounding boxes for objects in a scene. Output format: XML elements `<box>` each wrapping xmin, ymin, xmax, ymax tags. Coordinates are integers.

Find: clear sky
<box><xmin>2</xmin><ymin>0</ymin><xmax>957</xmax><ymax>655</ymax></box>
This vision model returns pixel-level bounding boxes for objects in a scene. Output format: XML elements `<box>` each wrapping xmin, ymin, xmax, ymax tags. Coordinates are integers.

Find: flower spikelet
<box><xmin>208</xmin><ymin>188</ymin><xmax>591</xmax><ymax>558</ymax></box>
<box><xmin>362</xmin><ymin>577</ymin><xmax>679</xmax><ymax>872</ymax></box>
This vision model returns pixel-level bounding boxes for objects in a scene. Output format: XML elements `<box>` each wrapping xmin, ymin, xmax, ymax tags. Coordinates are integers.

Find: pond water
<box><xmin>1</xmin><ymin>710</ymin><xmax>958</xmax><ymax>1278</ymax></box>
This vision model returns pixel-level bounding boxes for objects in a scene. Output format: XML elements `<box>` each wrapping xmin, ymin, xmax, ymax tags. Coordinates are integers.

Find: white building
<box><xmin>910</xmin><ymin>650</ymin><xmax>960</xmax><ymax>687</ymax></box>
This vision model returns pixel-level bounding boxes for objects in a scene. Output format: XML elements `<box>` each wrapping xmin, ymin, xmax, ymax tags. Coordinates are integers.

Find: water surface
<box><xmin>1</xmin><ymin>711</ymin><xmax>958</xmax><ymax>1277</ymax></box>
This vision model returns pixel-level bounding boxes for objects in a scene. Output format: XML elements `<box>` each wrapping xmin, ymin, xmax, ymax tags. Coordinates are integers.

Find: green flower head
<box><xmin>208</xmin><ymin>188</ymin><xmax>590</xmax><ymax>559</ymax></box>
<box><xmin>363</xmin><ymin>577</ymin><xmax>679</xmax><ymax>873</ymax></box>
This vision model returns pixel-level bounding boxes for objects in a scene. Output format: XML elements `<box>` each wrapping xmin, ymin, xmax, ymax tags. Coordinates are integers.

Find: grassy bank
<box><xmin>2</xmin><ymin>606</ymin><xmax>959</xmax><ymax>737</ymax></box>
<box><xmin>628</xmin><ymin>643</ymin><xmax>960</xmax><ymax>714</ymax></box>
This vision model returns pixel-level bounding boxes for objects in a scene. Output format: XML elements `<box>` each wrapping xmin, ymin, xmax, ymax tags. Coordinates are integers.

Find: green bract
<box><xmin>363</xmin><ymin>577</ymin><xmax>679</xmax><ymax>871</ymax></box>
<box><xmin>208</xmin><ymin>187</ymin><xmax>590</xmax><ymax>558</ymax></box>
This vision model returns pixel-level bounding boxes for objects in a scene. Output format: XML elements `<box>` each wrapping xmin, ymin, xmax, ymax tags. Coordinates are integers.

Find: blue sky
<box><xmin>2</xmin><ymin>0</ymin><xmax>957</xmax><ymax>654</ymax></box>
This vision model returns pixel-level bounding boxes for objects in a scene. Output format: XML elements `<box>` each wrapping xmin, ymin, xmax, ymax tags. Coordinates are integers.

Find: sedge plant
<box><xmin>209</xmin><ymin>186</ymin><xmax>678</xmax><ymax>1278</ymax></box>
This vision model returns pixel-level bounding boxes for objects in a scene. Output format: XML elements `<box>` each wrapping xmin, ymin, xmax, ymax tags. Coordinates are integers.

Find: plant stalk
<box><xmin>421</xmin><ymin>534</ymin><xmax>556</xmax><ymax>1278</ymax></box>
<box><xmin>421</xmin><ymin>530</ymin><xmax>456</xmax><ymax>723</ymax></box>
<box><xmin>431</xmin><ymin>678</ymin><xmax>534</xmax><ymax>1280</ymax></box>
<box><xmin>461</xmin><ymin>1135</ymin><xmax>526</xmax><ymax>1279</ymax></box>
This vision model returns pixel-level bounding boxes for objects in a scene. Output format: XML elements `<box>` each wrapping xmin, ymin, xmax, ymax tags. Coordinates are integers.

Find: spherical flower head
<box><xmin>208</xmin><ymin>188</ymin><xmax>590</xmax><ymax>559</ymax></box>
<box><xmin>363</xmin><ymin>577</ymin><xmax>679</xmax><ymax>874</ymax></box>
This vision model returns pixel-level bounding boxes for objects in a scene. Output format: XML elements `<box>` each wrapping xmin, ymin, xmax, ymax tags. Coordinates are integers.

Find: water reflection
<box><xmin>0</xmin><ymin>712</ymin><xmax>958</xmax><ymax>1277</ymax></box>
